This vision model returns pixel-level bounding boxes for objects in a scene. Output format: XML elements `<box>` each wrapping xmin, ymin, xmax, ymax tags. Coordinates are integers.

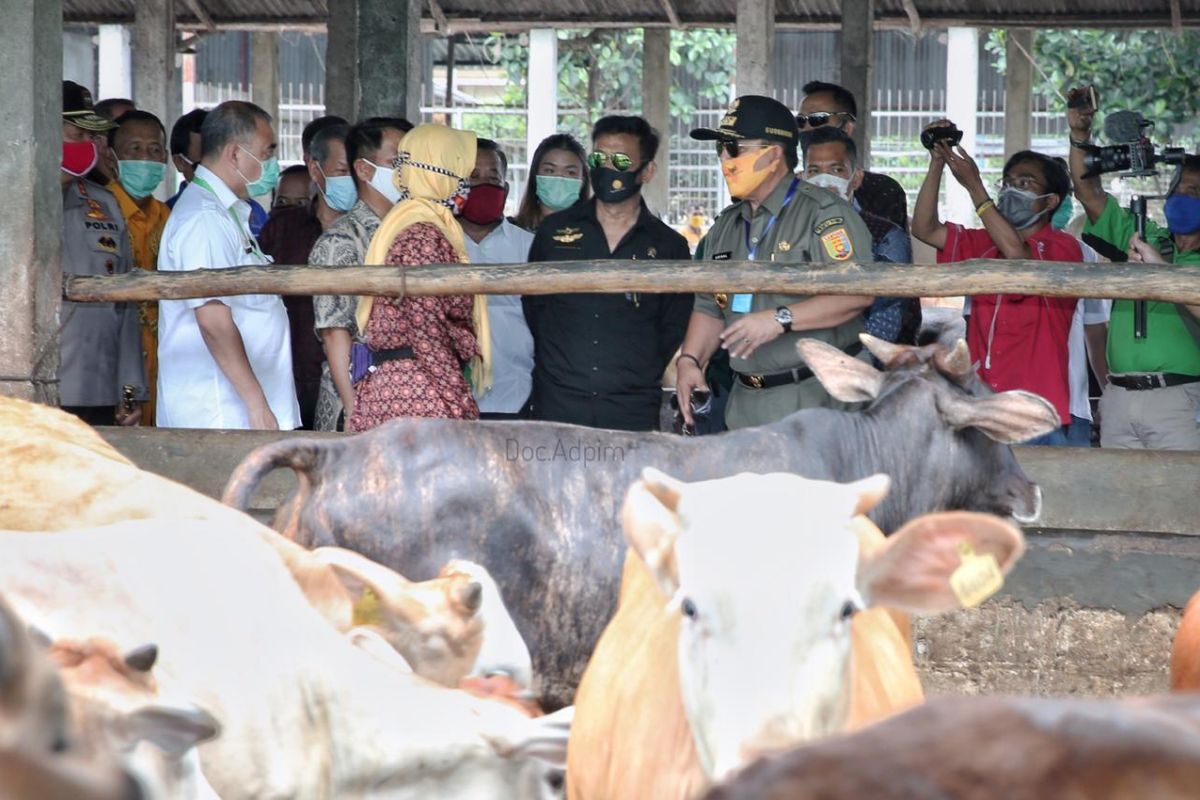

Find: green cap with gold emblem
<box><xmin>689</xmin><ymin>95</ymin><xmax>798</xmax><ymax>146</ymax></box>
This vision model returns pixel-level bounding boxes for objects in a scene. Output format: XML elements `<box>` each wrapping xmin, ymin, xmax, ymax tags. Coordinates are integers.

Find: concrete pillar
<box><xmin>526</xmin><ymin>29</ymin><xmax>559</xmax><ymax>173</ymax></box>
<box><xmin>251</xmin><ymin>32</ymin><xmax>280</xmax><ymax>127</ymax></box>
<box><xmin>0</xmin><ymin>0</ymin><xmax>63</xmax><ymax>402</ymax></box>
<box><xmin>1003</xmin><ymin>29</ymin><xmax>1034</xmax><ymax>162</ymax></box>
<box><xmin>839</xmin><ymin>0</ymin><xmax>874</xmax><ymax>168</ymax></box>
<box><xmin>945</xmin><ymin>27</ymin><xmax>979</xmax><ymax>226</ymax></box>
<box><xmin>132</xmin><ymin>0</ymin><xmax>176</xmax><ymax>132</ymax></box>
<box><xmin>324</xmin><ymin>0</ymin><xmax>358</xmax><ymax>119</ymax></box>
<box><xmin>641</xmin><ymin>28</ymin><xmax>671</xmax><ymax>220</ymax></box>
<box><xmin>357</xmin><ymin>0</ymin><xmax>422</xmax><ymax>123</ymax></box>
<box><xmin>735</xmin><ymin>0</ymin><xmax>775</xmax><ymax>97</ymax></box>
<box><xmin>98</xmin><ymin>24</ymin><xmax>133</xmax><ymax>100</ymax></box>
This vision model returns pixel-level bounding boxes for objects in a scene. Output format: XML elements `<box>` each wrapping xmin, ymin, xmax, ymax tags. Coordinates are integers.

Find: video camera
<box><xmin>1078</xmin><ymin>109</ymin><xmax>1186</xmax><ymax>178</ymax></box>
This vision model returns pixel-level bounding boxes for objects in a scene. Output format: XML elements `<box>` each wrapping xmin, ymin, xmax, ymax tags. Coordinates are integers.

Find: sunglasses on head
<box><xmin>795</xmin><ymin>111</ymin><xmax>855</xmax><ymax>129</ymax></box>
<box><xmin>714</xmin><ymin>140</ymin><xmax>772</xmax><ymax>159</ymax></box>
<box><xmin>587</xmin><ymin>151</ymin><xmax>635</xmax><ymax>171</ymax></box>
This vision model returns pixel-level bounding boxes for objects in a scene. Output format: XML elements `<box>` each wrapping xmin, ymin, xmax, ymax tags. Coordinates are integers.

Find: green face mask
<box><xmin>117</xmin><ymin>159</ymin><xmax>166</xmax><ymax>200</ymax></box>
<box><xmin>237</xmin><ymin>146</ymin><xmax>281</xmax><ymax>198</ymax></box>
<box><xmin>1051</xmin><ymin>194</ymin><xmax>1074</xmax><ymax>231</ymax></box>
<box><xmin>535</xmin><ymin>174</ymin><xmax>583</xmax><ymax>211</ymax></box>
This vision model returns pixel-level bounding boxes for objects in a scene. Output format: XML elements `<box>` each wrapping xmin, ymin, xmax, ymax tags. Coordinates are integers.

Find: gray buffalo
<box><xmin>222</xmin><ymin>336</ymin><xmax>1058</xmax><ymax>708</ymax></box>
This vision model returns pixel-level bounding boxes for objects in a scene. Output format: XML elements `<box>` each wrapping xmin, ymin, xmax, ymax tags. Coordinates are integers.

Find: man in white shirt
<box><xmin>156</xmin><ymin>100</ymin><xmax>300</xmax><ymax>430</ymax></box>
<box><xmin>459</xmin><ymin>139</ymin><xmax>536</xmax><ymax>418</ymax></box>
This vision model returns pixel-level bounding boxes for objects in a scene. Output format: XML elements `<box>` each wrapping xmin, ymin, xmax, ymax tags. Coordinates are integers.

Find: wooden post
<box><xmin>526</xmin><ymin>29</ymin><xmax>559</xmax><ymax>173</ymax></box>
<box><xmin>445</xmin><ymin>34</ymin><xmax>457</xmax><ymax>111</ymax></box>
<box><xmin>1004</xmin><ymin>29</ymin><xmax>1034</xmax><ymax>162</ymax></box>
<box><xmin>132</xmin><ymin>0</ymin><xmax>177</xmax><ymax>135</ymax></box>
<box><xmin>945</xmin><ymin>27</ymin><xmax>980</xmax><ymax>226</ymax></box>
<box><xmin>641</xmin><ymin>28</ymin><xmax>672</xmax><ymax>220</ymax></box>
<box><xmin>63</xmin><ymin>260</ymin><xmax>1200</xmax><ymax>305</ymax></box>
<box><xmin>0</xmin><ymin>0</ymin><xmax>62</xmax><ymax>402</ymax></box>
<box><xmin>97</xmin><ymin>24</ymin><xmax>133</xmax><ymax>100</ymax></box>
<box><xmin>324</xmin><ymin>0</ymin><xmax>357</xmax><ymax>119</ymax></box>
<box><xmin>736</xmin><ymin>0</ymin><xmax>775</xmax><ymax>97</ymax></box>
<box><xmin>251</xmin><ymin>32</ymin><xmax>280</xmax><ymax>129</ymax></box>
<box><xmin>357</xmin><ymin>0</ymin><xmax>422</xmax><ymax>122</ymax></box>
<box><xmin>840</xmin><ymin>0</ymin><xmax>875</xmax><ymax>168</ymax></box>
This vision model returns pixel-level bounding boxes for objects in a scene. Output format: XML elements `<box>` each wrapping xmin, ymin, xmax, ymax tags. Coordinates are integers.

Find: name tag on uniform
<box><xmin>731</xmin><ymin>294</ymin><xmax>753</xmax><ymax>313</ymax></box>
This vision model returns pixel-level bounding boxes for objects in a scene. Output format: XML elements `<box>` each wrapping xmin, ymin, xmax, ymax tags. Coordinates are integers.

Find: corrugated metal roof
<box><xmin>62</xmin><ymin>0</ymin><xmax>1200</xmax><ymax>27</ymax></box>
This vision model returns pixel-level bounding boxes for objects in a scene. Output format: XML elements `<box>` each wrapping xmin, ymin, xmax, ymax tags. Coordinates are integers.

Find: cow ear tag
<box><xmin>352</xmin><ymin>586</ymin><xmax>385</xmax><ymax>627</ymax></box>
<box><xmin>949</xmin><ymin>541</ymin><xmax>1004</xmax><ymax>609</ymax></box>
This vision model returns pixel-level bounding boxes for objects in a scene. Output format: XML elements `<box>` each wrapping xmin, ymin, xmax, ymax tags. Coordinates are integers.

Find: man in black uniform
<box><xmin>523</xmin><ymin>115</ymin><xmax>692</xmax><ymax>431</ymax></box>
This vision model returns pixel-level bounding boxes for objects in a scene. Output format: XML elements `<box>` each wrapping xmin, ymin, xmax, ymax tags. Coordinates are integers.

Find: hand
<box><xmin>720</xmin><ymin>310</ymin><xmax>785</xmax><ymax>360</ymax></box>
<box><xmin>1067</xmin><ymin>86</ymin><xmax>1098</xmax><ymax>137</ymax></box>
<box><xmin>248</xmin><ymin>402</ymin><xmax>280</xmax><ymax>431</ymax></box>
<box><xmin>1127</xmin><ymin>233</ymin><xmax>1166</xmax><ymax>265</ymax></box>
<box><xmin>114</xmin><ymin>405</ymin><xmax>142</xmax><ymax>427</ymax></box>
<box><xmin>673</xmin><ymin>358</ymin><xmax>708</xmax><ymax>429</ymax></box>
<box><xmin>939</xmin><ymin>144</ymin><xmax>985</xmax><ymax>193</ymax></box>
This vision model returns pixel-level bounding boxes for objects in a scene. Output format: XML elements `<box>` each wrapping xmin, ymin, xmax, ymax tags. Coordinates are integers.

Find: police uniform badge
<box><xmin>104</xmin><ymin>259</ymin><xmax>115</xmax><ymax>275</ymax></box>
<box><xmin>86</xmin><ymin>199</ymin><xmax>109</xmax><ymax>221</ymax></box>
<box><xmin>776</xmin><ymin>240</ymin><xmax>792</xmax><ymax>253</ymax></box>
<box><xmin>96</xmin><ymin>235</ymin><xmax>118</xmax><ymax>254</ymax></box>
<box><xmin>553</xmin><ymin>226</ymin><xmax>583</xmax><ymax>244</ymax></box>
<box><xmin>820</xmin><ymin>227</ymin><xmax>855</xmax><ymax>261</ymax></box>
<box><xmin>647</xmin><ymin>247</ymin><xmax>657</xmax><ymax>258</ymax></box>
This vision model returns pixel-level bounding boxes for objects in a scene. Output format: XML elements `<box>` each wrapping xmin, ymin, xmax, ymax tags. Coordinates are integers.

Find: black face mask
<box><xmin>590</xmin><ymin>165</ymin><xmax>645</xmax><ymax>204</ymax></box>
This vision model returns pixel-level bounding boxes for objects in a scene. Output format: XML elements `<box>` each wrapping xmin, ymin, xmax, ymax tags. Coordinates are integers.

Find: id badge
<box><xmin>730</xmin><ymin>293</ymin><xmax>753</xmax><ymax>313</ymax></box>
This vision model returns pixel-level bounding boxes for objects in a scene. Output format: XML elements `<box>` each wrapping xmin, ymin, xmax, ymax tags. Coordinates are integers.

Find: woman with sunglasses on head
<box><xmin>349</xmin><ymin>124</ymin><xmax>489</xmax><ymax>431</ymax></box>
<box><xmin>912</xmin><ymin>119</ymin><xmax>1080</xmax><ymax>446</ymax></box>
<box><xmin>514</xmin><ymin>133</ymin><xmax>591</xmax><ymax>232</ymax></box>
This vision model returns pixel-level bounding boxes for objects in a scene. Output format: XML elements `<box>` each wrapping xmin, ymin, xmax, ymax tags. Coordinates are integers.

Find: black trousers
<box><xmin>62</xmin><ymin>405</ymin><xmax>116</xmax><ymax>426</ymax></box>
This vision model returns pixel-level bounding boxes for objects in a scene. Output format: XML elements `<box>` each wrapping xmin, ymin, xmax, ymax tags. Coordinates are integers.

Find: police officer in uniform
<box><xmin>60</xmin><ymin>81</ymin><xmax>146</xmax><ymax>426</ymax></box>
<box><xmin>675</xmin><ymin>95</ymin><xmax>874</xmax><ymax>430</ymax></box>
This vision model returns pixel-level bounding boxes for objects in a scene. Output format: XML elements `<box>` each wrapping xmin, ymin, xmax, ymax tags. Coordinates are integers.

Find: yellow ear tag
<box><xmin>949</xmin><ymin>541</ymin><xmax>1004</xmax><ymax>608</ymax></box>
<box><xmin>352</xmin><ymin>586</ymin><xmax>385</xmax><ymax>627</ymax></box>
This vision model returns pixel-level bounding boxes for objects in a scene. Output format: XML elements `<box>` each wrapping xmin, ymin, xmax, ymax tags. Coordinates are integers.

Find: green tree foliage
<box><xmin>986</xmin><ymin>29</ymin><xmax>1200</xmax><ymax>146</ymax></box>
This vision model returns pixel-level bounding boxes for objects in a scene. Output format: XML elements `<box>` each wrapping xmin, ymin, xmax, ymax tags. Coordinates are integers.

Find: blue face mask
<box><xmin>318</xmin><ymin>164</ymin><xmax>357</xmax><ymax>212</ymax></box>
<box><xmin>1051</xmin><ymin>194</ymin><xmax>1074</xmax><ymax>231</ymax></box>
<box><xmin>1164</xmin><ymin>194</ymin><xmax>1200</xmax><ymax>236</ymax></box>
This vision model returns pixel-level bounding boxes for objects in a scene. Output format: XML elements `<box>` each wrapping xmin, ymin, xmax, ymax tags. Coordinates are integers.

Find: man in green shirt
<box><xmin>1068</xmin><ymin>87</ymin><xmax>1200</xmax><ymax>449</ymax></box>
<box><xmin>675</xmin><ymin>95</ymin><xmax>874</xmax><ymax>430</ymax></box>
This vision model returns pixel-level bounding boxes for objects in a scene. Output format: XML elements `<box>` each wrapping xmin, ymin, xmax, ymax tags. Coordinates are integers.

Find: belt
<box><xmin>736</xmin><ymin>341</ymin><xmax>864</xmax><ymax>391</ymax></box>
<box><xmin>1108</xmin><ymin>372</ymin><xmax>1200</xmax><ymax>391</ymax></box>
<box><xmin>372</xmin><ymin>347</ymin><xmax>415</xmax><ymax>366</ymax></box>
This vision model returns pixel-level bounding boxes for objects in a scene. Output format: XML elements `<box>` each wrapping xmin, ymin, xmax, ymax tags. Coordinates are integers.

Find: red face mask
<box><xmin>459</xmin><ymin>183</ymin><xmax>508</xmax><ymax>225</ymax></box>
<box><xmin>62</xmin><ymin>140</ymin><xmax>99</xmax><ymax>177</ymax></box>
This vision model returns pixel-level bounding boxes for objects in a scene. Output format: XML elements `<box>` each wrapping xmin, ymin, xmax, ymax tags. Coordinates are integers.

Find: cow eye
<box><xmin>680</xmin><ymin>597</ymin><xmax>699</xmax><ymax>620</ymax></box>
<box><xmin>838</xmin><ymin>599</ymin><xmax>859</xmax><ymax>622</ymax></box>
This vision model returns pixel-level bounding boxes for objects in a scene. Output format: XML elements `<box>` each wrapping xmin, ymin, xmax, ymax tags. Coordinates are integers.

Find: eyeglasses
<box><xmin>795</xmin><ymin>111</ymin><xmax>855</xmax><ymax>129</ymax></box>
<box><xmin>587</xmin><ymin>151</ymin><xmax>635</xmax><ymax>171</ymax></box>
<box><xmin>273</xmin><ymin>196</ymin><xmax>310</xmax><ymax>209</ymax></box>
<box><xmin>997</xmin><ymin>176</ymin><xmax>1046</xmax><ymax>193</ymax></box>
<box><xmin>714</xmin><ymin>140</ymin><xmax>772</xmax><ymax>159</ymax></box>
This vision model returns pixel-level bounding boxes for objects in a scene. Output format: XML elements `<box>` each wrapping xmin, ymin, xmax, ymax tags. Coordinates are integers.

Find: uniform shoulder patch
<box><xmin>552</xmin><ymin>226</ymin><xmax>583</xmax><ymax>244</ymax></box>
<box><xmin>814</xmin><ymin>217</ymin><xmax>845</xmax><ymax>235</ymax></box>
<box><xmin>820</xmin><ymin>227</ymin><xmax>855</xmax><ymax>261</ymax></box>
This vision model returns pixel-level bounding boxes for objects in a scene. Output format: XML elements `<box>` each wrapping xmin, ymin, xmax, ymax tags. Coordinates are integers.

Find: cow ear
<box><xmin>935</xmin><ymin>389</ymin><xmax>1060</xmax><ymax>444</ymax></box>
<box><xmin>122</xmin><ymin>703</ymin><xmax>221</xmax><ymax>755</ymax></box>
<box><xmin>311</xmin><ymin>547</ymin><xmax>418</xmax><ymax>625</ymax></box>
<box><xmin>622</xmin><ymin>470</ymin><xmax>685</xmax><ymax>598</ymax></box>
<box><xmin>847</xmin><ymin>473</ymin><xmax>891</xmax><ymax>517</ymax></box>
<box><xmin>796</xmin><ymin>337</ymin><xmax>884</xmax><ymax>402</ymax></box>
<box><xmin>857</xmin><ymin>511</ymin><xmax>1025</xmax><ymax>615</ymax></box>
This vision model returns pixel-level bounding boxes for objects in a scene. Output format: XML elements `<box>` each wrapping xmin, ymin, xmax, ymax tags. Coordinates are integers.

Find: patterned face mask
<box><xmin>394</xmin><ymin>151</ymin><xmax>471</xmax><ymax>210</ymax></box>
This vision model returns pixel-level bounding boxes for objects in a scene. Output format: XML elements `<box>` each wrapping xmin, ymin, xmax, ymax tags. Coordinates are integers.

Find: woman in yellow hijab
<box><xmin>349</xmin><ymin>123</ymin><xmax>490</xmax><ymax>431</ymax></box>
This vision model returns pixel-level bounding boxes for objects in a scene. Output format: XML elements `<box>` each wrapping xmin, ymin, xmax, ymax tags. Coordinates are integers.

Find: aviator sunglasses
<box><xmin>795</xmin><ymin>111</ymin><xmax>856</xmax><ymax>129</ymax></box>
<box><xmin>587</xmin><ymin>151</ymin><xmax>636</xmax><ymax>171</ymax></box>
<box><xmin>714</xmin><ymin>140</ymin><xmax>772</xmax><ymax>158</ymax></box>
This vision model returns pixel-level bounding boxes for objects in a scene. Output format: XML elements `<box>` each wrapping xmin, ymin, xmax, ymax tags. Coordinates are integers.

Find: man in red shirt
<box><xmin>912</xmin><ymin>120</ymin><xmax>1079</xmax><ymax>445</ymax></box>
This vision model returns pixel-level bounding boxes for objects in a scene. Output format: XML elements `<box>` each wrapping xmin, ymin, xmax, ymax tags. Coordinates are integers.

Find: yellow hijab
<box><xmin>360</xmin><ymin>124</ymin><xmax>491</xmax><ymax>395</ymax></box>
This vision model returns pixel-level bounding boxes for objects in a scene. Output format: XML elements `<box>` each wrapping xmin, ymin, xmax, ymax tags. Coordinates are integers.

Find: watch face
<box><xmin>776</xmin><ymin>307</ymin><xmax>793</xmax><ymax>324</ymax></box>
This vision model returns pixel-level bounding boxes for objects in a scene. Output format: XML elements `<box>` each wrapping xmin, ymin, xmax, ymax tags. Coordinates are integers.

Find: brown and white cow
<box><xmin>567</xmin><ymin>469</ymin><xmax>1025</xmax><ymax>799</ymax></box>
<box><xmin>701</xmin><ymin>693</ymin><xmax>1200</xmax><ymax>799</ymax></box>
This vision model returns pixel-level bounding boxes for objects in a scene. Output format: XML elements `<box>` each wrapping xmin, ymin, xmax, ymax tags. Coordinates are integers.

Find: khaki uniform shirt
<box><xmin>694</xmin><ymin>176</ymin><xmax>873</xmax><ymax>428</ymax></box>
<box><xmin>60</xmin><ymin>178</ymin><xmax>147</xmax><ymax>408</ymax></box>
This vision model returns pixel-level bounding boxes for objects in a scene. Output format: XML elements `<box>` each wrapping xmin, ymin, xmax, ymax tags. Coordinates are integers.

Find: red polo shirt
<box><xmin>937</xmin><ymin>223</ymin><xmax>1079</xmax><ymax>426</ymax></box>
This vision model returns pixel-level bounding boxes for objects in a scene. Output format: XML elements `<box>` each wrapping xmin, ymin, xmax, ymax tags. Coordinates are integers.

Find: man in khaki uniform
<box><xmin>676</xmin><ymin>94</ymin><xmax>874</xmax><ymax>430</ymax></box>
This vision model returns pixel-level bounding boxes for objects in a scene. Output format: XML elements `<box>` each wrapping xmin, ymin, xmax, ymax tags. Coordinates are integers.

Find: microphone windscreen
<box><xmin>1104</xmin><ymin>110</ymin><xmax>1144</xmax><ymax>144</ymax></box>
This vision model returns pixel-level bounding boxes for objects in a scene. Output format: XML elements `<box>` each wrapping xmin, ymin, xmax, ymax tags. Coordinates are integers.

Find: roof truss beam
<box><xmin>180</xmin><ymin>0</ymin><xmax>216</xmax><ymax>31</ymax></box>
<box><xmin>659</xmin><ymin>0</ymin><xmax>681</xmax><ymax>27</ymax></box>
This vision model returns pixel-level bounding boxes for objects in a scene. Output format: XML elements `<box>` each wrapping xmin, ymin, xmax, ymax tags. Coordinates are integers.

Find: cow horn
<box><xmin>124</xmin><ymin>643</ymin><xmax>158</xmax><ymax>672</ymax></box>
<box><xmin>858</xmin><ymin>333</ymin><xmax>909</xmax><ymax>367</ymax></box>
<box><xmin>453</xmin><ymin>580</ymin><xmax>483</xmax><ymax>614</ymax></box>
<box><xmin>935</xmin><ymin>339</ymin><xmax>973</xmax><ymax>379</ymax></box>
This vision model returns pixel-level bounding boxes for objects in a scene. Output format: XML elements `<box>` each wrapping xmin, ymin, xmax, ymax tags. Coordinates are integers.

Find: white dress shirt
<box><xmin>156</xmin><ymin>165</ymin><xmax>300</xmax><ymax>430</ymax></box>
<box><xmin>1067</xmin><ymin>241</ymin><xmax>1111</xmax><ymax>422</ymax></box>
<box><xmin>465</xmin><ymin>219</ymin><xmax>536</xmax><ymax>414</ymax></box>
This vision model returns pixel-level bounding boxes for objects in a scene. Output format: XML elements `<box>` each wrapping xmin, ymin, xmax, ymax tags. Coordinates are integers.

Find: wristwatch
<box><xmin>775</xmin><ymin>306</ymin><xmax>793</xmax><ymax>333</ymax></box>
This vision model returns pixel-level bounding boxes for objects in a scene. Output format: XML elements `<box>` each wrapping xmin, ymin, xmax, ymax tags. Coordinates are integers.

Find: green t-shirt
<box><xmin>1083</xmin><ymin>194</ymin><xmax>1200</xmax><ymax>375</ymax></box>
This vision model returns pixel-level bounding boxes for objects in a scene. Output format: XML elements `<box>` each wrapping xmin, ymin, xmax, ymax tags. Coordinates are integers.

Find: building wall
<box><xmin>63</xmin><ymin>25</ymin><xmax>97</xmax><ymax>92</ymax></box>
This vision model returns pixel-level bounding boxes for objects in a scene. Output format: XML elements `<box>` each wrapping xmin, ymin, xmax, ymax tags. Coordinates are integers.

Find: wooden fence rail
<box><xmin>64</xmin><ymin>260</ymin><xmax>1200</xmax><ymax>304</ymax></box>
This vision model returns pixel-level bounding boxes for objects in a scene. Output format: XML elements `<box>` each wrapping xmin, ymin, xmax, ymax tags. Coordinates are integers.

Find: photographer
<box><xmin>1067</xmin><ymin>87</ymin><xmax>1200</xmax><ymax>450</ymax></box>
<box><xmin>913</xmin><ymin>120</ymin><xmax>1079</xmax><ymax>445</ymax></box>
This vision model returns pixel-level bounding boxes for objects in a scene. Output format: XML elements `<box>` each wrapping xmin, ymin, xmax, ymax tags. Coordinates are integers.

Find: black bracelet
<box><xmin>677</xmin><ymin>353</ymin><xmax>703</xmax><ymax>370</ymax></box>
<box><xmin>1070</xmin><ymin>137</ymin><xmax>1091</xmax><ymax>149</ymax></box>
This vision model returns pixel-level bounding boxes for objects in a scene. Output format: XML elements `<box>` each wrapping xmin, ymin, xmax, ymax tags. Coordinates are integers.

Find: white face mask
<box><xmin>805</xmin><ymin>172</ymin><xmax>852</xmax><ymax>201</ymax></box>
<box><xmin>359</xmin><ymin>159</ymin><xmax>402</xmax><ymax>204</ymax></box>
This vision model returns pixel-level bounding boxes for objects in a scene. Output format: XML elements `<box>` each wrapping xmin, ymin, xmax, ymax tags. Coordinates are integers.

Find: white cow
<box><xmin>0</xmin><ymin>520</ymin><xmax>566</xmax><ymax>800</ymax></box>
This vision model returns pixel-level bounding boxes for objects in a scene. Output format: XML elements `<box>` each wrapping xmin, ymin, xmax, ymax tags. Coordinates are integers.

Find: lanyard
<box><xmin>743</xmin><ymin>177</ymin><xmax>801</xmax><ymax>262</ymax></box>
<box><xmin>189</xmin><ymin>174</ymin><xmax>266</xmax><ymax>260</ymax></box>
